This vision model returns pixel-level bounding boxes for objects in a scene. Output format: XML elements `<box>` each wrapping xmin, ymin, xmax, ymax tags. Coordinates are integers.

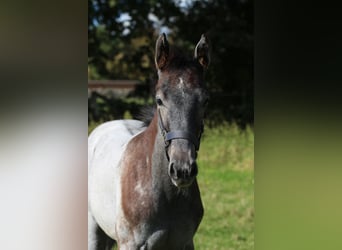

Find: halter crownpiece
<box><xmin>158</xmin><ymin>109</ymin><xmax>203</xmax><ymax>152</ymax></box>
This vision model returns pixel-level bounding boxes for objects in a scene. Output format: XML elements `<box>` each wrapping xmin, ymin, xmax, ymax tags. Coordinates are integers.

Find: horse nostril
<box><xmin>169</xmin><ymin>162</ymin><xmax>177</xmax><ymax>178</ymax></box>
<box><xmin>190</xmin><ymin>162</ymin><xmax>198</xmax><ymax>177</ymax></box>
<box><xmin>177</xmin><ymin>170</ymin><xmax>183</xmax><ymax>179</ymax></box>
<box><xmin>169</xmin><ymin>161</ymin><xmax>197</xmax><ymax>181</ymax></box>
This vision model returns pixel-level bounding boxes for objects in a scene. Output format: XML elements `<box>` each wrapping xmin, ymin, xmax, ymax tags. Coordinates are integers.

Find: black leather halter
<box><xmin>157</xmin><ymin>109</ymin><xmax>203</xmax><ymax>152</ymax></box>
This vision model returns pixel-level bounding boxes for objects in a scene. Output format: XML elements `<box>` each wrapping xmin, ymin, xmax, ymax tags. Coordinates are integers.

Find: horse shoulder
<box><xmin>119</xmin><ymin>122</ymin><xmax>158</xmax><ymax>230</ymax></box>
<box><xmin>88</xmin><ymin>120</ymin><xmax>145</xmax><ymax>238</ymax></box>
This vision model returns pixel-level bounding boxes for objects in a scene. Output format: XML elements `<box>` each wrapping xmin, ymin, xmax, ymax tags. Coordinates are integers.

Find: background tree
<box><xmin>88</xmin><ymin>0</ymin><xmax>253</xmax><ymax>127</ymax></box>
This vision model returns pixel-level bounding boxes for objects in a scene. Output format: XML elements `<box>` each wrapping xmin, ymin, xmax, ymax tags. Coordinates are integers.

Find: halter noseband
<box><xmin>157</xmin><ymin>109</ymin><xmax>203</xmax><ymax>152</ymax></box>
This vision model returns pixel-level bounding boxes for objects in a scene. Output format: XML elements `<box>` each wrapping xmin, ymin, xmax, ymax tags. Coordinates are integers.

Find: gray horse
<box><xmin>88</xmin><ymin>33</ymin><xmax>210</xmax><ymax>250</ymax></box>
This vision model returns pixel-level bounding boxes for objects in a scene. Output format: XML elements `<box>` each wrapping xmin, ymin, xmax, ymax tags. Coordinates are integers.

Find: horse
<box><xmin>88</xmin><ymin>33</ymin><xmax>210</xmax><ymax>250</ymax></box>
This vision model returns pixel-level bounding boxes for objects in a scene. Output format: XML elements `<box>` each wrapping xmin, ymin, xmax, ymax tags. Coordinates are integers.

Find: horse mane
<box><xmin>136</xmin><ymin>104</ymin><xmax>156</xmax><ymax>127</ymax></box>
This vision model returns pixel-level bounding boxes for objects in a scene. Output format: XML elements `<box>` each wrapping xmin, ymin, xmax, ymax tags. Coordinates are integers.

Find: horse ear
<box><xmin>155</xmin><ymin>33</ymin><xmax>169</xmax><ymax>70</ymax></box>
<box><xmin>194</xmin><ymin>34</ymin><xmax>210</xmax><ymax>69</ymax></box>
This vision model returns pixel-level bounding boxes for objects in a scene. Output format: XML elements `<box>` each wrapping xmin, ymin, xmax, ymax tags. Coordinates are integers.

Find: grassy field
<box><xmin>194</xmin><ymin>123</ymin><xmax>254</xmax><ymax>250</ymax></box>
<box><xmin>89</xmin><ymin>122</ymin><xmax>254</xmax><ymax>249</ymax></box>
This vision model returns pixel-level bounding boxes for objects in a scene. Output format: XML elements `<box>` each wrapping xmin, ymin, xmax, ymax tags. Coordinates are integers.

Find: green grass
<box><xmin>89</xmin><ymin>121</ymin><xmax>254</xmax><ymax>249</ymax></box>
<box><xmin>194</xmin><ymin>123</ymin><xmax>254</xmax><ymax>250</ymax></box>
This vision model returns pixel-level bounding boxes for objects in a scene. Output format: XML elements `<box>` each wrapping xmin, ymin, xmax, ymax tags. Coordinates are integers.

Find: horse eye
<box><xmin>156</xmin><ymin>97</ymin><xmax>163</xmax><ymax>106</ymax></box>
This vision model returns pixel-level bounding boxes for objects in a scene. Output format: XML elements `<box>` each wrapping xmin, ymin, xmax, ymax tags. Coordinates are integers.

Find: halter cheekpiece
<box><xmin>157</xmin><ymin>109</ymin><xmax>203</xmax><ymax>152</ymax></box>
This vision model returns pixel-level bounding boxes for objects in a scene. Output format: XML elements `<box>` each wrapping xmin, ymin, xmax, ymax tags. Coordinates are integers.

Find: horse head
<box><xmin>154</xmin><ymin>33</ymin><xmax>210</xmax><ymax>188</ymax></box>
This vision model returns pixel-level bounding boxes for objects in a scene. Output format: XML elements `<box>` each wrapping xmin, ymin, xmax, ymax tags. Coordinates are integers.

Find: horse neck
<box><xmin>146</xmin><ymin>112</ymin><xmax>169</xmax><ymax>185</ymax></box>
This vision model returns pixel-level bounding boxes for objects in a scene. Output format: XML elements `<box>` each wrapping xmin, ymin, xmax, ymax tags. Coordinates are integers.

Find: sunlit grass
<box><xmin>195</xmin><ymin>123</ymin><xmax>254</xmax><ymax>250</ymax></box>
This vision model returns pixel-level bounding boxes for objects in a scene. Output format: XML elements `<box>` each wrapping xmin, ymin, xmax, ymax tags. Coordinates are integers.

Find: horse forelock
<box><xmin>156</xmin><ymin>48</ymin><xmax>204</xmax><ymax>92</ymax></box>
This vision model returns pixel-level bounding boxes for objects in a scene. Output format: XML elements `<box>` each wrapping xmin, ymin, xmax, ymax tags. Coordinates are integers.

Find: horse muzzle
<box><xmin>168</xmin><ymin>160</ymin><xmax>198</xmax><ymax>188</ymax></box>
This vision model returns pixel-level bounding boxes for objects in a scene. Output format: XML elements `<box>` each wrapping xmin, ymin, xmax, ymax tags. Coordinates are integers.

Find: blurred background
<box><xmin>88</xmin><ymin>1</ymin><xmax>254</xmax><ymax>249</ymax></box>
<box><xmin>88</xmin><ymin>0</ymin><xmax>253</xmax><ymax>128</ymax></box>
<box><xmin>1</xmin><ymin>1</ymin><xmax>341</xmax><ymax>250</ymax></box>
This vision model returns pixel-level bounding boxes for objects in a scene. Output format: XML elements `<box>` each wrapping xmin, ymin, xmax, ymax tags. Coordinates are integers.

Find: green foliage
<box><xmin>88</xmin><ymin>93</ymin><xmax>153</xmax><ymax>123</ymax></box>
<box><xmin>88</xmin><ymin>0</ymin><xmax>253</xmax><ymax>126</ymax></box>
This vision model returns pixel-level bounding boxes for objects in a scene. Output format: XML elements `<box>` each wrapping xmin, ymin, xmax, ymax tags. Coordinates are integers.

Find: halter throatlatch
<box><xmin>158</xmin><ymin>109</ymin><xmax>203</xmax><ymax>152</ymax></box>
